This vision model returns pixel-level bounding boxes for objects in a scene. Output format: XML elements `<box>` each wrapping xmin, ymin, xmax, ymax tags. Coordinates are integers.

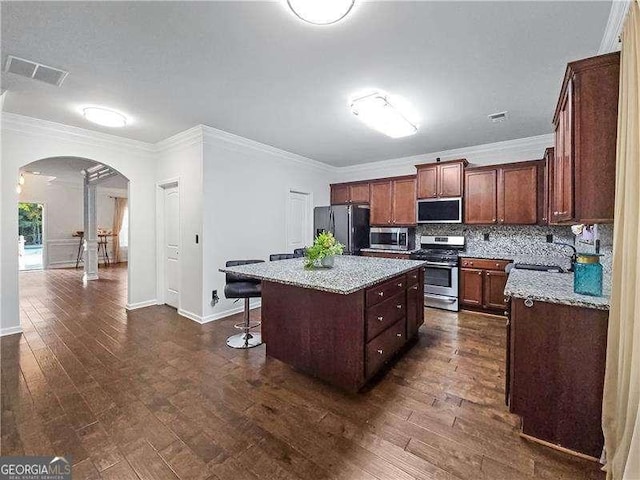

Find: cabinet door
<box><xmin>560</xmin><ymin>85</ymin><xmax>574</xmax><ymax>221</ymax></box>
<box><xmin>349</xmin><ymin>183</ymin><xmax>370</xmax><ymax>204</ymax></box>
<box><xmin>417</xmin><ymin>165</ymin><xmax>438</xmax><ymax>199</ymax></box>
<box><xmin>439</xmin><ymin>162</ymin><xmax>463</xmax><ymax>197</ymax></box>
<box><xmin>543</xmin><ymin>149</ymin><xmax>553</xmax><ymax>224</ymax></box>
<box><xmin>370</xmin><ymin>181</ymin><xmax>393</xmax><ymax>226</ymax></box>
<box><xmin>391</xmin><ymin>178</ymin><xmax>417</xmax><ymax>225</ymax></box>
<box><xmin>406</xmin><ymin>281</ymin><xmax>423</xmax><ymax>339</ymax></box>
<box><xmin>460</xmin><ymin>268</ymin><xmax>483</xmax><ymax>306</ymax></box>
<box><xmin>499</xmin><ymin>164</ymin><xmax>538</xmax><ymax>224</ymax></box>
<box><xmin>483</xmin><ymin>271</ymin><xmax>508</xmax><ymax>310</ymax></box>
<box><xmin>464</xmin><ymin>170</ymin><xmax>497</xmax><ymax>224</ymax></box>
<box><xmin>331</xmin><ymin>184</ymin><xmax>350</xmax><ymax>205</ymax></box>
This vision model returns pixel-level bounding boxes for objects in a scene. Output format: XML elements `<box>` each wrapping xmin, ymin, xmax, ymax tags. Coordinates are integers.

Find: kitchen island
<box><xmin>220</xmin><ymin>256</ymin><xmax>426</xmax><ymax>391</ymax></box>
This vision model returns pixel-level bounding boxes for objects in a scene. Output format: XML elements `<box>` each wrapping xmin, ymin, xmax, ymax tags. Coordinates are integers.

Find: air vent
<box><xmin>488</xmin><ymin>111</ymin><xmax>508</xmax><ymax>123</ymax></box>
<box><xmin>4</xmin><ymin>55</ymin><xmax>68</xmax><ymax>86</ymax></box>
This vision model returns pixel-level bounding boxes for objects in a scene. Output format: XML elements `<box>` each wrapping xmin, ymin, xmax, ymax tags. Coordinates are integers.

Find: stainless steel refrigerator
<box><xmin>313</xmin><ymin>205</ymin><xmax>370</xmax><ymax>255</ymax></box>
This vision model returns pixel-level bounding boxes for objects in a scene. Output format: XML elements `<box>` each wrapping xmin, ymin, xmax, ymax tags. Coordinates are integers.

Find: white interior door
<box><xmin>287</xmin><ymin>190</ymin><xmax>311</xmax><ymax>252</ymax></box>
<box><xmin>164</xmin><ymin>186</ymin><xmax>180</xmax><ymax>308</ymax></box>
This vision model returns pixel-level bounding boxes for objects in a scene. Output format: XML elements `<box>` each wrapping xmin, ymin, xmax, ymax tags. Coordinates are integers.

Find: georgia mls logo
<box><xmin>0</xmin><ymin>455</ymin><xmax>72</xmax><ymax>480</ymax></box>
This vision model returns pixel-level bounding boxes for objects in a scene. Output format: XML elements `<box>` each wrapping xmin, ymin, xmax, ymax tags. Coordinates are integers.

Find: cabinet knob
<box><xmin>554</xmin><ymin>211</ymin><xmax>559</xmax><ymax>215</ymax></box>
<box><xmin>477</xmin><ymin>271</ymin><xmax>482</xmax><ymax>275</ymax></box>
<box><xmin>411</xmin><ymin>285</ymin><xmax>419</xmax><ymax>290</ymax></box>
<box><xmin>397</xmin><ymin>282</ymin><xmax>403</xmax><ymax>287</ymax></box>
<box><xmin>396</xmin><ymin>333</ymin><xmax>402</xmax><ymax>338</ymax></box>
<box><xmin>524</xmin><ymin>298</ymin><xmax>534</xmax><ymax>308</ymax></box>
<box><xmin>469</xmin><ymin>262</ymin><xmax>473</xmax><ymax>265</ymax></box>
<box><xmin>396</xmin><ymin>304</ymin><xmax>402</xmax><ymax>310</ymax></box>
<box><xmin>486</xmin><ymin>272</ymin><xmax>491</xmax><ymax>276</ymax></box>
<box><xmin>495</xmin><ymin>263</ymin><xmax>500</xmax><ymax>267</ymax></box>
<box><xmin>377</xmin><ymin>349</ymin><xmax>384</xmax><ymax>355</ymax></box>
<box><xmin>377</xmin><ymin>292</ymin><xmax>384</xmax><ymax>297</ymax></box>
<box><xmin>377</xmin><ymin>316</ymin><xmax>384</xmax><ymax>322</ymax></box>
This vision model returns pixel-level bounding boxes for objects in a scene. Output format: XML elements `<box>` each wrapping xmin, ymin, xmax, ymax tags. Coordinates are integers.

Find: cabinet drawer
<box><xmin>366</xmin><ymin>275</ymin><xmax>406</xmax><ymax>307</ymax></box>
<box><xmin>366</xmin><ymin>291</ymin><xmax>406</xmax><ymax>341</ymax></box>
<box><xmin>460</xmin><ymin>258</ymin><xmax>511</xmax><ymax>271</ymax></box>
<box><xmin>406</xmin><ymin>268</ymin><xmax>421</xmax><ymax>286</ymax></box>
<box><xmin>366</xmin><ymin>318</ymin><xmax>406</xmax><ymax>378</ymax></box>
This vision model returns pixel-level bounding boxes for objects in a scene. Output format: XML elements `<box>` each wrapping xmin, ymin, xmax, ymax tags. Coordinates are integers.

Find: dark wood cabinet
<box><xmin>542</xmin><ymin>147</ymin><xmax>553</xmax><ymax>225</ymax></box>
<box><xmin>330</xmin><ymin>182</ymin><xmax>369</xmax><ymax>205</ymax></box>
<box><xmin>465</xmin><ymin>161</ymin><xmax>541</xmax><ymax>225</ymax></box>
<box><xmin>349</xmin><ymin>183</ymin><xmax>370</xmax><ymax>204</ymax></box>
<box><xmin>509</xmin><ymin>298</ymin><xmax>608</xmax><ymax>458</ymax></box>
<box><xmin>460</xmin><ymin>268</ymin><xmax>484</xmax><ymax>307</ymax></box>
<box><xmin>370</xmin><ymin>176</ymin><xmax>416</xmax><ymax>226</ymax></box>
<box><xmin>330</xmin><ymin>184</ymin><xmax>350</xmax><ymax>205</ymax></box>
<box><xmin>416</xmin><ymin>159</ymin><xmax>467</xmax><ymax>199</ymax></box>
<box><xmin>551</xmin><ymin>52</ymin><xmax>619</xmax><ymax>224</ymax></box>
<box><xmin>499</xmin><ymin>163</ymin><xmax>538</xmax><ymax>225</ymax></box>
<box><xmin>460</xmin><ymin>258</ymin><xmax>511</xmax><ymax>314</ymax></box>
<box><xmin>464</xmin><ymin>169</ymin><xmax>497</xmax><ymax>224</ymax></box>
<box><xmin>483</xmin><ymin>271</ymin><xmax>508</xmax><ymax>310</ymax></box>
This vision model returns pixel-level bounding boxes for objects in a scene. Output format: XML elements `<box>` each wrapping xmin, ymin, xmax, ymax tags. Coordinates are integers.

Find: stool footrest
<box><xmin>233</xmin><ymin>321</ymin><xmax>261</xmax><ymax>330</ymax></box>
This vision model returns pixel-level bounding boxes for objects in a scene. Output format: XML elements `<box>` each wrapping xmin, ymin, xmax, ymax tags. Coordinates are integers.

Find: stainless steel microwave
<box><xmin>417</xmin><ymin>197</ymin><xmax>463</xmax><ymax>223</ymax></box>
<box><xmin>369</xmin><ymin>227</ymin><xmax>415</xmax><ymax>251</ymax></box>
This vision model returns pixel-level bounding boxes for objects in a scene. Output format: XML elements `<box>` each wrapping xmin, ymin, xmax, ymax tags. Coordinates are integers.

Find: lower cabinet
<box><xmin>508</xmin><ymin>298</ymin><xmax>608</xmax><ymax>458</ymax></box>
<box><xmin>460</xmin><ymin>258</ymin><xmax>511</xmax><ymax>314</ymax></box>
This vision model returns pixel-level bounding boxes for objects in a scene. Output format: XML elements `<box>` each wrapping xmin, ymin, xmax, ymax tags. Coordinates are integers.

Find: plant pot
<box><xmin>320</xmin><ymin>255</ymin><xmax>335</xmax><ymax>268</ymax></box>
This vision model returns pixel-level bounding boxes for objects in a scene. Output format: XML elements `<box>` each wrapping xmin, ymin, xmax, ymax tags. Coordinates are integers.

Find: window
<box><xmin>119</xmin><ymin>206</ymin><xmax>129</xmax><ymax>247</ymax></box>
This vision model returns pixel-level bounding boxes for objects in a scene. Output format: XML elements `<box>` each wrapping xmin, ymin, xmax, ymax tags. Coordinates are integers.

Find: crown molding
<box><xmin>154</xmin><ymin>125</ymin><xmax>204</xmax><ymax>153</ymax></box>
<box><xmin>201</xmin><ymin>124</ymin><xmax>335</xmax><ymax>173</ymax></box>
<box><xmin>336</xmin><ymin>133</ymin><xmax>554</xmax><ymax>178</ymax></box>
<box><xmin>598</xmin><ymin>0</ymin><xmax>630</xmax><ymax>54</ymax></box>
<box><xmin>1</xmin><ymin>112</ymin><xmax>155</xmax><ymax>155</ymax></box>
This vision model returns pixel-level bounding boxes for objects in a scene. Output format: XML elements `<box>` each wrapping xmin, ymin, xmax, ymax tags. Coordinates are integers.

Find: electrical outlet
<box><xmin>546</xmin><ymin>234</ymin><xmax>553</xmax><ymax>243</ymax></box>
<box><xmin>483</xmin><ymin>233</ymin><xmax>490</xmax><ymax>241</ymax></box>
<box><xmin>211</xmin><ymin>290</ymin><xmax>219</xmax><ymax>307</ymax></box>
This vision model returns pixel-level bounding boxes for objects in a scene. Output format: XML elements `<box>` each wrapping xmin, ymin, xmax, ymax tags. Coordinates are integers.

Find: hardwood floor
<box><xmin>2</xmin><ymin>265</ymin><xmax>604</xmax><ymax>479</ymax></box>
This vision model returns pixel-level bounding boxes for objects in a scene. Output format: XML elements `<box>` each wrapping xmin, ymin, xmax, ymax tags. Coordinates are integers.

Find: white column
<box><xmin>83</xmin><ymin>176</ymin><xmax>99</xmax><ymax>281</ymax></box>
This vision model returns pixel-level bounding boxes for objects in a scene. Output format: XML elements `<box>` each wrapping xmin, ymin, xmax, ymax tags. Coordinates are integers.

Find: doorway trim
<box><xmin>285</xmin><ymin>188</ymin><xmax>313</xmax><ymax>252</ymax></box>
<box><xmin>156</xmin><ymin>177</ymin><xmax>181</xmax><ymax>308</ymax></box>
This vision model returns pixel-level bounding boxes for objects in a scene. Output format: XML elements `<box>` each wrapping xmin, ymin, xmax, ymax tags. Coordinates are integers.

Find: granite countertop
<box><xmin>360</xmin><ymin>248</ymin><xmax>418</xmax><ymax>254</ymax></box>
<box><xmin>504</xmin><ymin>268</ymin><xmax>610</xmax><ymax>310</ymax></box>
<box><xmin>220</xmin><ymin>255</ymin><xmax>428</xmax><ymax>295</ymax></box>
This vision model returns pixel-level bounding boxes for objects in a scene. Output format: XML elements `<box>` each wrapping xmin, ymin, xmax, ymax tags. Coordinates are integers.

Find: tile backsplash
<box><xmin>416</xmin><ymin>223</ymin><xmax>613</xmax><ymax>273</ymax></box>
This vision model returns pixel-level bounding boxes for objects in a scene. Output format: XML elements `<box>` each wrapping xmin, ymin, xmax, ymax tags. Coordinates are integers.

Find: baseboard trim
<box><xmin>126</xmin><ymin>299</ymin><xmax>158</xmax><ymax>310</ymax></box>
<box><xmin>179</xmin><ymin>301</ymin><xmax>262</xmax><ymax>324</ymax></box>
<box><xmin>0</xmin><ymin>326</ymin><xmax>23</xmax><ymax>337</ymax></box>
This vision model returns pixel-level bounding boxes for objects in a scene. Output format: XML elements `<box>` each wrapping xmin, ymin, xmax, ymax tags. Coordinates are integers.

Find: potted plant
<box><xmin>304</xmin><ymin>231</ymin><xmax>344</xmax><ymax>269</ymax></box>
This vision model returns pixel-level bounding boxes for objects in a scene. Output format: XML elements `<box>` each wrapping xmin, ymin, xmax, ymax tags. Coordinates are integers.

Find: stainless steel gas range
<box><xmin>409</xmin><ymin>235</ymin><xmax>465</xmax><ymax>312</ymax></box>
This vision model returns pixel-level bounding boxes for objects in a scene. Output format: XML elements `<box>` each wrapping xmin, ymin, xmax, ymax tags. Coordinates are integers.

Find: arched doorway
<box><xmin>16</xmin><ymin>156</ymin><xmax>131</xmax><ymax>309</ymax></box>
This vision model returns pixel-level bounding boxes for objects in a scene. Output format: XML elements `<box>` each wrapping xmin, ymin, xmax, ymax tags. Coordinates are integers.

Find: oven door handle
<box><xmin>423</xmin><ymin>293</ymin><xmax>457</xmax><ymax>303</ymax></box>
<box><xmin>424</xmin><ymin>262</ymin><xmax>457</xmax><ymax>268</ymax></box>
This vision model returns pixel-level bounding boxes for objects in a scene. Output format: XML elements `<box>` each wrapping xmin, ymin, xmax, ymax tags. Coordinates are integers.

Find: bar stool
<box><xmin>224</xmin><ymin>260</ymin><xmax>264</xmax><ymax>349</ymax></box>
<box><xmin>269</xmin><ymin>253</ymin><xmax>295</xmax><ymax>261</ymax></box>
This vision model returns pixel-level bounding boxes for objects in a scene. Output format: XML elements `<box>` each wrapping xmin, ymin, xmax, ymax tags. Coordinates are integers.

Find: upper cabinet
<box><xmin>550</xmin><ymin>52</ymin><xmax>620</xmax><ymax>224</ymax></box>
<box><xmin>370</xmin><ymin>176</ymin><xmax>417</xmax><ymax>226</ymax></box>
<box><xmin>330</xmin><ymin>181</ymin><xmax>369</xmax><ymax>205</ymax></box>
<box><xmin>416</xmin><ymin>159</ymin><xmax>467</xmax><ymax>199</ymax></box>
<box><xmin>465</xmin><ymin>161</ymin><xmax>541</xmax><ymax>225</ymax></box>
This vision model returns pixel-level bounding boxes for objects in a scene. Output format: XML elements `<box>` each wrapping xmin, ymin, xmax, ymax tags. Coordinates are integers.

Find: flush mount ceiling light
<box><xmin>350</xmin><ymin>91</ymin><xmax>418</xmax><ymax>138</ymax></box>
<box><xmin>287</xmin><ymin>0</ymin><xmax>355</xmax><ymax>25</ymax></box>
<box><xmin>82</xmin><ymin>107</ymin><xmax>128</xmax><ymax>128</ymax></box>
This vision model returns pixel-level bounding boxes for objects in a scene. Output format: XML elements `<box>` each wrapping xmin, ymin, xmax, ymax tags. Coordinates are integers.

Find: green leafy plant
<box><xmin>304</xmin><ymin>231</ymin><xmax>344</xmax><ymax>269</ymax></box>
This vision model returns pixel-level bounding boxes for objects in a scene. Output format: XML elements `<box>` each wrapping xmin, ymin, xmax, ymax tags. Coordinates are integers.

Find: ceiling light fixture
<box><xmin>82</xmin><ymin>107</ymin><xmax>128</xmax><ymax>128</ymax></box>
<box><xmin>350</xmin><ymin>91</ymin><xmax>418</xmax><ymax>138</ymax></box>
<box><xmin>32</xmin><ymin>171</ymin><xmax>41</xmax><ymax>175</ymax></box>
<box><xmin>287</xmin><ymin>0</ymin><xmax>355</xmax><ymax>25</ymax></box>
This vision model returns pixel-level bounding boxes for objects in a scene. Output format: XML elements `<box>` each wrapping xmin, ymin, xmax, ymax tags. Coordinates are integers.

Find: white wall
<box><xmin>155</xmin><ymin>127</ymin><xmax>204</xmax><ymax>320</ymax></box>
<box><xmin>1</xmin><ymin>113</ymin><xmax>157</xmax><ymax>335</ymax></box>
<box><xmin>200</xmin><ymin>126</ymin><xmax>333</xmax><ymax>322</ymax></box>
<box><xmin>18</xmin><ymin>175</ymin><xmax>128</xmax><ymax>267</ymax></box>
<box><xmin>333</xmin><ymin>133</ymin><xmax>554</xmax><ymax>183</ymax></box>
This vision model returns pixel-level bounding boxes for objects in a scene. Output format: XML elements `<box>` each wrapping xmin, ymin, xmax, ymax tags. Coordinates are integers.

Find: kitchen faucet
<box><xmin>553</xmin><ymin>242</ymin><xmax>577</xmax><ymax>271</ymax></box>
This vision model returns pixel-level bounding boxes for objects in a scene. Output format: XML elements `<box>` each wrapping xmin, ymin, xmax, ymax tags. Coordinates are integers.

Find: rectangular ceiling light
<box><xmin>350</xmin><ymin>92</ymin><xmax>418</xmax><ymax>138</ymax></box>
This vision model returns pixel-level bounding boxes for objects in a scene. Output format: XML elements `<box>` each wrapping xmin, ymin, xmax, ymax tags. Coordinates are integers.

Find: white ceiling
<box><xmin>1</xmin><ymin>1</ymin><xmax>611</xmax><ymax>166</ymax></box>
<box><xmin>23</xmin><ymin>157</ymin><xmax>129</xmax><ymax>189</ymax></box>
